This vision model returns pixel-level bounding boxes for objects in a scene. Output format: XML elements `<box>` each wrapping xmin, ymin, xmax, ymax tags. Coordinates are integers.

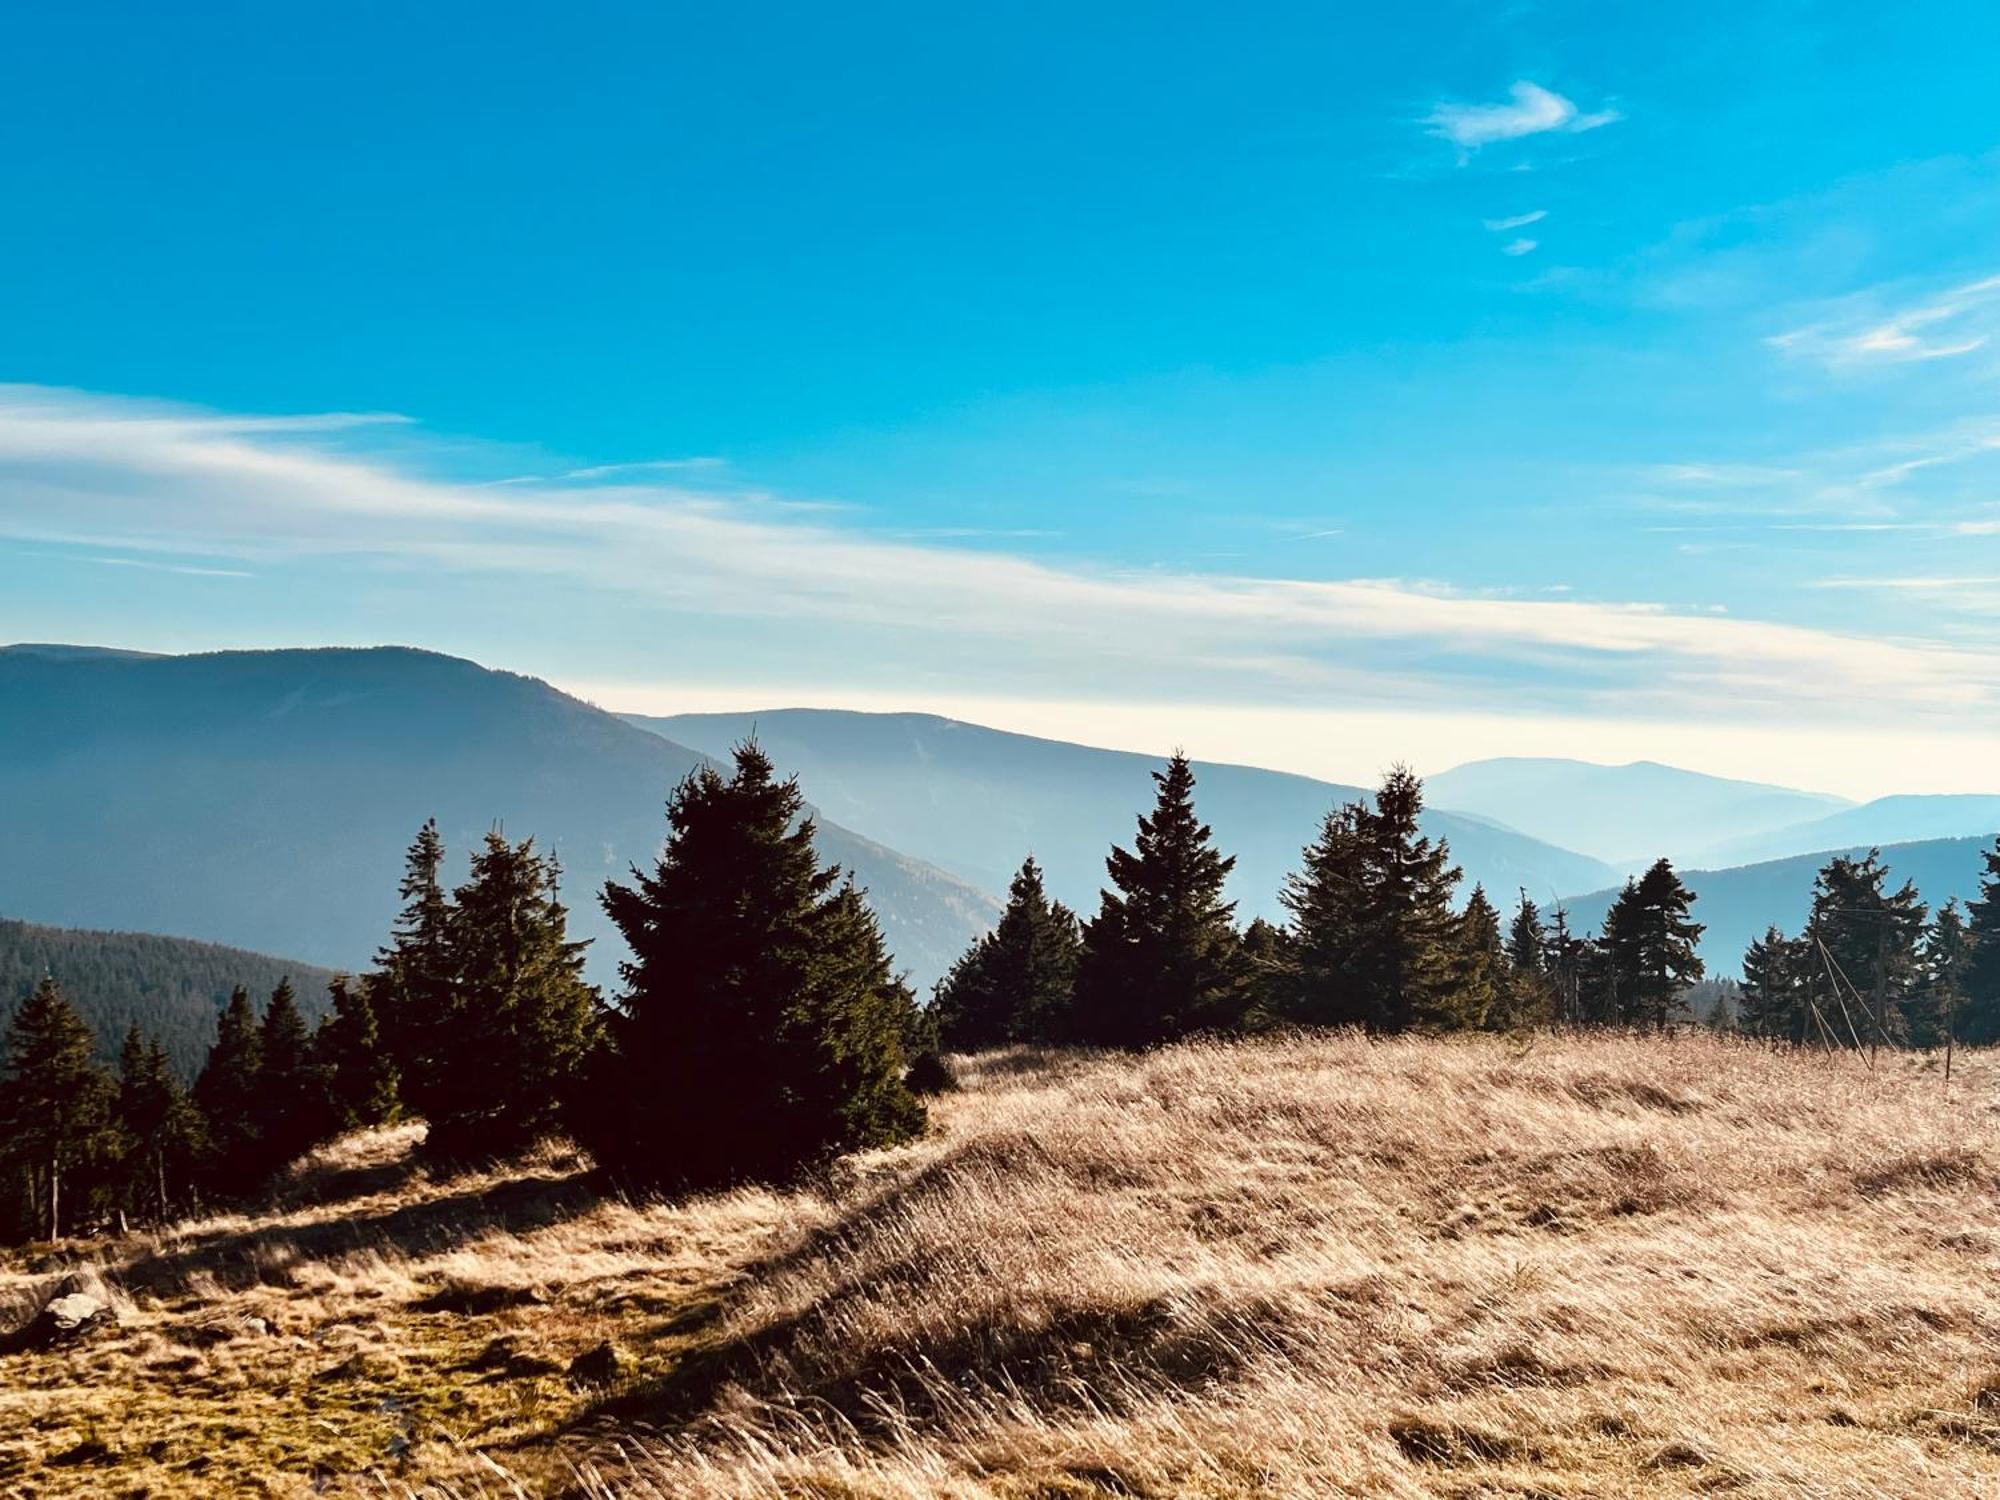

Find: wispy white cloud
<box><xmin>3</xmin><ymin>385</ymin><xmax>1999</xmax><ymax>726</ymax></box>
<box><xmin>1425</xmin><ymin>82</ymin><xmax>1620</xmax><ymax>152</ymax></box>
<box><xmin>1501</xmin><ymin>237</ymin><xmax>1539</xmax><ymax>257</ymax></box>
<box><xmin>1483</xmin><ymin>209</ymin><xmax>1547</xmax><ymax>232</ymax></box>
<box><xmin>1771</xmin><ymin>273</ymin><xmax>2000</xmax><ymax>368</ymax></box>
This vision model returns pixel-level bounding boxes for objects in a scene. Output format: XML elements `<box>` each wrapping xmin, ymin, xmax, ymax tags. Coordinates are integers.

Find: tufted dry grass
<box><xmin>8</xmin><ymin>1031</ymin><xmax>2000</xmax><ymax>1497</ymax></box>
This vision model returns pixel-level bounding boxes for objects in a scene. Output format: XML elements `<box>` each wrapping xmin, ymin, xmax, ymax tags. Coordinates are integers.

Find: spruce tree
<box><xmin>1452</xmin><ymin>884</ymin><xmax>1508</xmax><ymax>1030</ymax></box>
<box><xmin>254</xmin><ymin>979</ymin><xmax>328</xmax><ymax>1174</ymax></box>
<box><xmin>377</xmin><ymin>819</ymin><xmax>456</xmax><ymax>1099</ymax></box>
<box><xmin>1352</xmin><ymin>767</ymin><xmax>1462</xmax><ymax>1031</ymax></box>
<box><xmin>0</xmin><ymin>978</ymin><xmax>114</xmax><ymax>1241</ymax></box>
<box><xmin>1801</xmin><ymin>851</ymin><xmax>1925</xmax><ymax>1050</ymax></box>
<box><xmin>419</xmin><ymin>833</ymin><xmax>599</xmax><ymax>1161</ymax></box>
<box><xmin>1237</xmin><ymin>917</ymin><xmax>1294</xmax><ymax>1030</ymax></box>
<box><xmin>1542</xmin><ymin>904</ymin><xmax>1587</xmax><ymax>1026</ymax></box>
<box><xmin>578</xmin><ymin>744</ymin><xmax>925</xmax><ymax>1191</ymax></box>
<box><xmin>1912</xmin><ymin>901</ymin><xmax>1971</xmax><ymax>1051</ymax></box>
<box><xmin>1597</xmin><ymin>859</ymin><xmax>1704</xmax><ymax>1029</ymax></box>
<box><xmin>1958</xmin><ymin>839</ymin><xmax>2000</xmax><ymax>1044</ymax></box>
<box><xmin>1278</xmin><ymin>802</ymin><xmax>1370</xmax><ymax>1028</ymax></box>
<box><xmin>1739</xmin><ymin>926</ymin><xmax>1810</xmax><ymax>1043</ymax></box>
<box><xmin>1071</xmin><ymin>755</ymin><xmax>1247</xmax><ymax>1046</ymax></box>
<box><xmin>194</xmin><ymin>986</ymin><xmax>264</xmax><ymax>1199</ymax></box>
<box><xmin>114</xmin><ymin>1026</ymin><xmax>197</xmax><ymax>1226</ymax></box>
<box><xmin>314</xmin><ymin>975</ymin><xmax>401</xmax><ymax>1132</ymax></box>
<box><xmin>934</xmin><ymin>856</ymin><xmax>1081</xmax><ymax>1048</ymax></box>
<box><xmin>1495</xmin><ymin>890</ymin><xmax>1552</xmax><ymax>1028</ymax></box>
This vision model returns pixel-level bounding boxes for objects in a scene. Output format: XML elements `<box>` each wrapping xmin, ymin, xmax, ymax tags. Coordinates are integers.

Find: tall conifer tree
<box><xmin>194</xmin><ymin>986</ymin><xmax>264</xmax><ymax>1198</ymax></box>
<box><xmin>254</xmin><ymin>979</ymin><xmax>324</xmax><ymax>1172</ymax></box>
<box><xmin>114</xmin><ymin>1026</ymin><xmax>196</xmax><ymax>1226</ymax></box>
<box><xmin>1957</xmin><ymin>839</ymin><xmax>2000</xmax><ymax>1044</ymax></box>
<box><xmin>314</xmin><ymin>975</ymin><xmax>401</xmax><ymax>1132</ymax></box>
<box><xmin>1071</xmin><ymin>755</ymin><xmax>1246</xmax><ymax>1046</ymax></box>
<box><xmin>1451</xmin><ymin>884</ymin><xmax>1508</xmax><ymax>1030</ymax></box>
<box><xmin>418</xmin><ymin>833</ymin><xmax>598</xmax><ymax>1160</ymax></box>
<box><xmin>1597</xmin><ymin>860</ymin><xmax>1704</xmax><ymax>1029</ymax></box>
<box><xmin>1350</xmin><ymin>767</ymin><xmax>1462</xmax><ymax>1031</ymax></box>
<box><xmin>935</xmin><ymin>856</ymin><xmax>1081</xmax><ymax>1048</ymax></box>
<box><xmin>1278</xmin><ymin>802</ymin><xmax>1370</xmax><ymax>1027</ymax></box>
<box><xmin>0</xmin><ymin>978</ymin><xmax>114</xmax><ymax>1240</ymax></box>
<box><xmin>578</xmin><ymin>744</ymin><xmax>924</xmax><ymax>1190</ymax></box>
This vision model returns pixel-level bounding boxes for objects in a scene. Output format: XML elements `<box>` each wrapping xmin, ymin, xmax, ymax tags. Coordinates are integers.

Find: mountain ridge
<box><xmin>627</xmin><ymin>707</ymin><xmax>1622</xmax><ymax>925</ymax></box>
<box><xmin>0</xmin><ymin>646</ymin><xmax>995</xmax><ymax>993</ymax></box>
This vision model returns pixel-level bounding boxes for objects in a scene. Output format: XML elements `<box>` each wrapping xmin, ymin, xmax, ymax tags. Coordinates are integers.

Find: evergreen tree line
<box><xmin>1</xmin><ymin>743</ymin><xmax>929</xmax><ymax>1241</ymax></box>
<box><xmin>1735</xmin><ymin>842</ymin><xmax>2000</xmax><ymax>1050</ymax></box>
<box><xmin>0</xmin><ymin>974</ymin><xmax>393</xmax><ymax>1241</ymax></box>
<box><xmin>27</xmin><ymin>741</ymin><xmax>2000</xmax><ymax>1247</ymax></box>
<box><xmin>936</xmin><ymin>758</ymin><xmax>1708</xmax><ymax>1048</ymax></box>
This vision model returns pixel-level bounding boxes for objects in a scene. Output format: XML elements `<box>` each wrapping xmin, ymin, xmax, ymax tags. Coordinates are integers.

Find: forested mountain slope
<box><xmin>629</xmin><ymin>708</ymin><xmax>1619</xmax><ymax>923</ymax></box>
<box><xmin>0</xmin><ymin>915</ymin><xmax>333</xmax><ymax>1077</ymax></box>
<box><xmin>0</xmin><ymin>646</ymin><xmax>993</xmax><ymax>991</ymax></box>
<box><xmin>1562</xmin><ymin>834</ymin><xmax>1994</xmax><ymax>978</ymax></box>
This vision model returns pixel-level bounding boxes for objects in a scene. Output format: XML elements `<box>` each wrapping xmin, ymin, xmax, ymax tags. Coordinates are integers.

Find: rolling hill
<box><xmin>1561</xmin><ymin>834</ymin><xmax>1996</xmax><ymax>978</ymax></box>
<box><xmin>626</xmin><ymin>708</ymin><xmax>1620</xmax><ymax>924</ymax></box>
<box><xmin>0</xmin><ymin>916</ymin><xmax>334</xmax><ymax>1079</ymax></box>
<box><xmin>0</xmin><ymin>646</ymin><xmax>994</xmax><ymax>993</ymax></box>
<box><xmin>1689</xmin><ymin>794</ymin><xmax>2000</xmax><ymax>869</ymax></box>
<box><xmin>1426</xmin><ymin>757</ymin><xmax>1853</xmax><ymax>868</ymax></box>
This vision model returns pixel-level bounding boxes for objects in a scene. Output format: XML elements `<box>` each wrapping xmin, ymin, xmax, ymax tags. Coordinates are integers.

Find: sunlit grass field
<box><xmin>7</xmin><ymin>1030</ymin><xmax>2000</xmax><ymax>1497</ymax></box>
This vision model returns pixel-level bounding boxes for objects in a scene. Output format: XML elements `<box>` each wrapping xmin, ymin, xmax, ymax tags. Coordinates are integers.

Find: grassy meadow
<box><xmin>6</xmin><ymin>1030</ymin><xmax>2000</xmax><ymax>1497</ymax></box>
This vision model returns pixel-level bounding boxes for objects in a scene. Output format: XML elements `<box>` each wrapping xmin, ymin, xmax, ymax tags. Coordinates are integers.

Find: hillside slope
<box><xmin>1691</xmin><ymin>793</ymin><xmax>2000</xmax><ymax>869</ymax></box>
<box><xmin>6</xmin><ymin>1033</ymin><xmax>1999</xmax><ymax>1495</ymax></box>
<box><xmin>0</xmin><ymin>917</ymin><xmax>335</xmax><ymax>1078</ymax></box>
<box><xmin>1427</xmin><ymin>756</ymin><xmax>1852</xmax><ymax>867</ymax></box>
<box><xmin>1562</xmin><ymin>834</ymin><xmax>1995</xmax><ymax>977</ymax></box>
<box><xmin>629</xmin><ymin>709</ymin><xmax>1619</xmax><ymax>922</ymax></box>
<box><xmin>0</xmin><ymin>646</ymin><xmax>994</xmax><ymax>991</ymax></box>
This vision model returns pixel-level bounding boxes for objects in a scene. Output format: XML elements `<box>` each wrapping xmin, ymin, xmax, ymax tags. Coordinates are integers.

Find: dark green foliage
<box><xmin>1236</xmin><ymin>916</ymin><xmax>1293</xmax><ymax>1029</ymax></box>
<box><xmin>1495</xmin><ymin>891</ymin><xmax>1552</xmax><ymax>1028</ymax></box>
<box><xmin>0</xmin><ymin>978</ymin><xmax>115</xmax><ymax>1240</ymax></box>
<box><xmin>193</xmin><ymin>987</ymin><xmax>264</xmax><ymax>1199</ymax></box>
<box><xmin>1961</xmin><ymin>840</ymin><xmax>2000</xmax><ymax>1045</ymax></box>
<box><xmin>1452</xmin><ymin>885</ymin><xmax>1508</xmax><ymax>1031</ymax></box>
<box><xmin>1349</xmin><ymin>768</ymin><xmax>1463</xmax><ymax>1032</ymax></box>
<box><xmin>1738</xmin><ymin>926</ymin><xmax>1811</xmax><ymax>1042</ymax></box>
<box><xmin>417</xmin><ymin>833</ymin><xmax>600</xmax><ymax>1162</ymax></box>
<box><xmin>576</xmin><ymin>744</ymin><xmax>926</xmax><ymax>1192</ymax></box>
<box><xmin>1278</xmin><ymin>802</ymin><xmax>1371</xmax><ymax>1028</ymax></box>
<box><xmin>113</xmin><ymin>1026</ymin><xmax>199</xmax><ymax>1226</ymax></box>
<box><xmin>934</xmin><ymin>857</ymin><xmax>1081</xmax><ymax>1048</ymax></box>
<box><xmin>0</xmin><ymin>916</ymin><xmax>333</xmax><ymax>1079</ymax></box>
<box><xmin>314</xmin><ymin>975</ymin><xmax>401</xmax><ymax>1132</ymax></box>
<box><xmin>1071</xmin><ymin>755</ymin><xmax>1247</xmax><ymax>1046</ymax></box>
<box><xmin>1594</xmin><ymin>859</ymin><xmax>1704</xmax><ymax>1030</ymax></box>
<box><xmin>377</xmin><ymin>819</ymin><xmax>453</xmax><ymax>1100</ymax></box>
<box><xmin>1542</xmin><ymin>905</ymin><xmax>1588</xmax><ymax>1026</ymax></box>
<box><xmin>253</xmin><ymin>980</ymin><xmax>327</xmax><ymax>1175</ymax></box>
<box><xmin>1911</xmin><ymin>901</ymin><xmax>1970</xmax><ymax>1050</ymax></box>
<box><xmin>1800</xmin><ymin>851</ymin><xmax>1926</xmax><ymax>1049</ymax></box>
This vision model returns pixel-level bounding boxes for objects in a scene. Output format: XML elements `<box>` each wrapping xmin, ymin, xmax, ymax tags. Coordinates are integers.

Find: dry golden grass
<box><xmin>9</xmin><ymin>1031</ymin><xmax>2000</xmax><ymax>1497</ymax></box>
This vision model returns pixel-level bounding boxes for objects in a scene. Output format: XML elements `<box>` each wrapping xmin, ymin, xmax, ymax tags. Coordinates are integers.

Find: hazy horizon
<box><xmin>8</xmin><ymin>4</ymin><xmax>2000</xmax><ymax>800</ymax></box>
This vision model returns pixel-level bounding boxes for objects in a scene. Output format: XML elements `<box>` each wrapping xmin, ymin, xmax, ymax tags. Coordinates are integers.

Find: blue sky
<box><xmin>5</xmin><ymin>1</ymin><xmax>2000</xmax><ymax>794</ymax></box>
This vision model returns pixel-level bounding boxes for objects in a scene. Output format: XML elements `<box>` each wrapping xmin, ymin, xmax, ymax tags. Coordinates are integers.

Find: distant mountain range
<box><xmin>1426</xmin><ymin>757</ymin><xmax>1853</xmax><ymax>868</ymax></box>
<box><xmin>12</xmin><ymin>643</ymin><xmax>2000</xmax><ymax>1006</ymax></box>
<box><xmin>1561</xmin><ymin>835</ymin><xmax>1996</xmax><ymax>980</ymax></box>
<box><xmin>628</xmin><ymin>709</ymin><xmax>1622</xmax><ymax>924</ymax></box>
<box><xmin>0</xmin><ymin>645</ymin><xmax>995</xmax><ymax>993</ymax></box>
<box><xmin>1686</xmin><ymin>795</ymin><xmax>2000</xmax><ymax>869</ymax></box>
<box><xmin>1</xmin><ymin>915</ymin><xmax>334</xmax><ymax>1079</ymax></box>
